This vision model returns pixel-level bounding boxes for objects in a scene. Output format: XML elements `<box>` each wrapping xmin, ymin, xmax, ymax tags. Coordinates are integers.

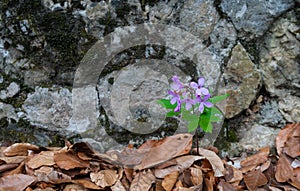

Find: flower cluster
<box><xmin>158</xmin><ymin>75</ymin><xmax>228</xmax><ymax>132</ymax></box>
<box><xmin>167</xmin><ymin>76</ymin><xmax>213</xmax><ymax>114</ymax></box>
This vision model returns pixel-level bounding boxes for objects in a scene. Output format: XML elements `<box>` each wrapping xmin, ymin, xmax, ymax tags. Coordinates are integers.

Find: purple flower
<box><xmin>190</xmin><ymin>77</ymin><xmax>209</xmax><ymax>96</ymax></box>
<box><xmin>170</xmin><ymin>75</ymin><xmax>183</xmax><ymax>92</ymax></box>
<box><xmin>196</xmin><ymin>94</ymin><xmax>213</xmax><ymax>113</ymax></box>
<box><xmin>183</xmin><ymin>98</ymin><xmax>196</xmax><ymax>110</ymax></box>
<box><xmin>168</xmin><ymin>90</ymin><xmax>181</xmax><ymax>112</ymax></box>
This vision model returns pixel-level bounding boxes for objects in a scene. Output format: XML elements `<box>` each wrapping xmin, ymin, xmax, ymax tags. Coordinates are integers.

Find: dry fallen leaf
<box><xmin>154</xmin><ymin>155</ymin><xmax>204</xmax><ymax>179</ymax></box>
<box><xmin>190</xmin><ymin>167</ymin><xmax>203</xmax><ymax>186</ymax></box>
<box><xmin>283</xmin><ymin>124</ymin><xmax>300</xmax><ymax>158</ymax></box>
<box><xmin>244</xmin><ymin>170</ymin><xmax>268</xmax><ymax>191</ymax></box>
<box><xmin>0</xmin><ymin>156</ymin><xmax>26</xmax><ymax>164</ymax></box>
<box><xmin>240</xmin><ymin>147</ymin><xmax>269</xmax><ymax>169</ymax></box>
<box><xmin>0</xmin><ymin>174</ymin><xmax>36</xmax><ymax>191</ymax></box>
<box><xmin>54</xmin><ymin>150</ymin><xmax>90</xmax><ymax>170</ymax></box>
<box><xmin>73</xmin><ymin>178</ymin><xmax>102</xmax><ymax>190</ymax></box>
<box><xmin>162</xmin><ymin>171</ymin><xmax>179</xmax><ymax>191</ymax></box>
<box><xmin>138</xmin><ymin>134</ymin><xmax>193</xmax><ymax>170</ymax></box>
<box><xmin>90</xmin><ymin>169</ymin><xmax>118</xmax><ymax>188</ymax></box>
<box><xmin>217</xmin><ymin>180</ymin><xmax>242</xmax><ymax>191</ymax></box>
<box><xmin>276</xmin><ymin>123</ymin><xmax>300</xmax><ymax>156</ymax></box>
<box><xmin>275</xmin><ymin>154</ymin><xmax>293</xmax><ymax>182</ymax></box>
<box><xmin>34</xmin><ymin>166</ymin><xmax>72</xmax><ymax>184</ymax></box>
<box><xmin>111</xmin><ymin>180</ymin><xmax>127</xmax><ymax>191</ymax></box>
<box><xmin>289</xmin><ymin>167</ymin><xmax>300</xmax><ymax>189</ymax></box>
<box><xmin>224</xmin><ymin>164</ymin><xmax>243</xmax><ymax>183</ymax></box>
<box><xmin>195</xmin><ymin>148</ymin><xmax>225</xmax><ymax>177</ymax></box>
<box><xmin>130</xmin><ymin>169</ymin><xmax>156</xmax><ymax>191</ymax></box>
<box><xmin>27</xmin><ymin>151</ymin><xmax>55</xmax><ymax>169</ymax></box>
<box><xmin>3</xmin><ymin>143</ymin><xmax>40</xmax><ymax>157</ymax></box>
<box><xmin>63</xmin><ymin>184</ymin><xmax>88</xmax><ymax>191</ymax></box>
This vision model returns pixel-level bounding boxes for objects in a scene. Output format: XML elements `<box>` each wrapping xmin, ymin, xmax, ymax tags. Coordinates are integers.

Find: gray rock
<box><xmin>209</xmin><ymin>19</ymin><xmax>237</xmax><ymax>63</ymax></box>
<box><xmin>6</xmin><ymin>82</ymin><xmax>20</xmax><ymax>98</ymax></box>
<box><xmin>220</xmin><ymin>0</ymin><xmax>295</xmax><ymax>39</ymax></box>
<box><xmin>221</xmin><ymin>43</ymin><xmax>261</xmax><ymax>118</ymax></box>
<box><xmin>257</xmin><ymin>100</ymin><xmax>285</xmax><ymax>128</ymax></box>
<box><xmin>259</xmin><ymin>9</ymin><xmax>300</xmax><ymax>98</ymax></box>
<box><xmin>0</xmin><ymin>82</ymin><xmax>20</xmax><ymax>100</ymax></box>
<box><xmin>237</xmin><ymin>123</ymin><xmax>280</xmax><ymax>150</ymax></box>
<box><xmin>180</xmin><ymin>0</ymin><xmax>219</xmax><ymax>40</ymax></box>
<box><xmin>0</xmin><ymin>102</ymin><xmax>18</xmax><ymax>121</ymax></box>
<box><xmin>278</xmin><ymin>95</ymin><xmax>300</xmax><ymax>122</ymax></box>
<box><xmin>24</xmin><ymin>69</ymin><xmax>52</xmax><ymax>87</ymax></box>
<box><xmin>22</xmin><ymin>86</ymin><xmax>72</xmax><ymax>131</ymax></box>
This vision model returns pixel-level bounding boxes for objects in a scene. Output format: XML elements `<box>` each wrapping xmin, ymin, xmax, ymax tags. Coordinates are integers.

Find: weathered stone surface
<box><xmin>22</xmin><ymin>86</ymin><xmax>72</xmax><ymax>131</ymax></box>
<box><xmin>278</xmin><ymin>95</ymin><xmax>300</xmax><ymax>122</ymax></box>
<box><xmin>220</xmin><ymin>0</ymin><xmax>295</xmax><ymax>39</ymax></box>
<box><xmin>238</xmin><ymin>124</ymin><xmax>280</xmax><ymax>150</ymax></box>
<box><xmin>259</xmin><ymin>9</ymin><xmax>300</xmax><ymax>98</ymax></box>
<box><xmin>221</xmin><ymin>43</ymin><xmax>261</xmax><ymax>118</ymax></box>
<box><xmin>257</xmin><ymin>100</ymin><xmax>285</xmax><ymax>128</ymax></box>
<box><xmin>209</xmin><ymin>19</ymin><xmax>237</xmax><ymax>63</ymax></box>
<box><xmin>0</xmin><ymin>102</ymin><xmax>18</xmax><ymax>121</ymax></box>
<box><xmin>180</xmin><ymin>0</ymin><xmax>219</xmax><ymax>40</ymax></box>
<box><xmin>0</xmin><ymin>82</ymin><xmax>20</xmax><ymax>100</ymax></box>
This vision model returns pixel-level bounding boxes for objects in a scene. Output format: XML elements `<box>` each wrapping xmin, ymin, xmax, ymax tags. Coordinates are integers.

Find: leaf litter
<box><xmin>0</xmin><ymin>123</ymin><xmax>299</xmax><ymax>191</ymax></box>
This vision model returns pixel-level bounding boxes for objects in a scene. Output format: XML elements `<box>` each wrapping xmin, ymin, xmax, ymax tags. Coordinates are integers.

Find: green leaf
<box><xmin>166</xmin><ymin>110</ymin><xmax>180</xmax><ymax>117</ymax></box>
<box><xmin>207</xmin><ymin>107</ymin><xmax>223</xmax><ymax>122</ymax></box>
<box><xmin>157</xmin><ymin>99</ymin><xmax>177</xmax><ymax>109</ymax></box>
<box><xmin>182</xmin><ymin>110</ymin><xmax>198</xmax><ymax>121</ymax></box>
<box><xmin>187</xmin><ymin>119</ymin><xmax>199</xmax><ymax>132</ymax></box>
<box><xmin>208</xmin><ymin>94</ymin><xmax>230</xmax><ymax>104</ymax></box>
<box><xmin>199</xmin><ymin>115</ymin><xmax>213</xmax><ymax>133</ymax></box>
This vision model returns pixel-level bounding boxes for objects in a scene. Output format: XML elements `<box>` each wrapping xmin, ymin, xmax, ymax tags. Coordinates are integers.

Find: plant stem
<box><xmin>196</xmin><ymin>125</ymin><xmax>199</xmax><ymax>155</ymax></box>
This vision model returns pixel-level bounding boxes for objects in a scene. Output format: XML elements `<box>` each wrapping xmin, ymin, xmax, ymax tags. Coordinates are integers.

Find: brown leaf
<box><xmin>195</xmin><ymin>148</ymin><xmax>225</xmax><ymax>177</ymax></box>
<box><xmin>217</xmin><ymin>180</ymin><xmax>242</xmax><ymax>191</ymax></box>
<box><xmin>240</xmin><ymin>147</ymin><xmax>269</xmax><ymax>168</ymax></box>
<box><xmin>276</xmin><ymin>123</ymin><xmax>299</xmax><ymax>156</ymax></box>
<box><xmin>3</xmin><ymin>143</ymin><xmax>40</xmax><ymax>156</ymax></box>
<box><xmin>0</xmin><ymin>163</ymin><xmax>19</xmax><ymax>173</ymax></box>
<box><xmin>73</xmin><ymin>178</ymin><xmax>103</xmax><ymax>190</ymax></box>
<box><xmin>34</xmin><ymin>166</ymin><xmax>72</xmax><ymax>184</ymax></box>
<box><xmin>3</xmin><ymin>161</ymin><xmax>25</xmax><ymax>176</ymax></box>
<box><xmin>289</xmin><ymin>167</ymin><xmax>300</xmax><ymax>189</ymax></box>
<box><xmin>0</xmin><ymin>156</ymin><xmax>26</xmax><ymax>164</ymax></box>
<box><xmin>224</xmin><ymin>164</ymin><xmax>243</xmax><ymax>183</ymax></box>
<box><xmin>27</xmin><ymin>151</ymin><xmax>55</xmax><ymax>169</ymax></box>
<box><xmin>54</xmin><ymin>150</ymin><xmax>90</xmax><ymax>170</ymax></box>
<box><xmin>111</xmin><ymin>180</ymin><xmax>127</xmax><ymax>191</ymax></box>
<box><xmin>0</xmin><ymin>174</ymin><xmax>36</xmax><ymax>191</ymax></box>
<box><xmin>154</xmin><ymin>155</ymin><xmax>204</xmax><ymax>178</ymax></box>
<box><xmin>275</xmin><ymin>154</ymin><xmax>293</xmax><ymax>182</ymax></box>
<box><xmin>190</xmin><ymin>167</ymin><xmax>203</xmax><ymax>186</ymax></box>
<box><xmin>116</xmin><ymin>134</ymin><xmax>192</xmax><ymax>170</ymax></box>
<box><xmin>162</xmin><ymin>171</ymin><xmax>179</xmax><ymax>191</ymax></box>
<box><xmin>203</xmin><ymin>171</ymin><xmax>215</xmax><ymax>191</ymax></box>
<box><xmin>63</xmin><ymin>184</ymin><xmax>88</xmax><ymax>191</ymax></box>
<box><xmin>139</xmin><ymin>134</ymin><xmax>192</xmax><ymax>169</ymax></box>
<box><xmin>130</xmin><ymin>169</ymin><xmax>156</xmax><ymax>191</ymax></box>
<box><xmin>90</xmin><ymin>169</ymin><xmax>118</xmax><ymax>188</ymax></box>
<box><xmin>244</xmin><ymin>170</ymin><xmax>268</xmax><ymax>191</ymax></box>
<box><xmin>283</xmin><ymin>124</ymin><xmax>300</xmax><ymax>158</ymax></box>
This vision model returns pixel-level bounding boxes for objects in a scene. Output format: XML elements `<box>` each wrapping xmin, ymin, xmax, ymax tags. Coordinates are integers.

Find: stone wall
<box><xmin>0</xmin><ymin>0</ymin><xmax>299</xmax><ymax>155</ymax></box>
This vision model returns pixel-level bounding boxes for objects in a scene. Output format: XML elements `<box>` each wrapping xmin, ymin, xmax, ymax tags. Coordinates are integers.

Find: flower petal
<box><xmin>199</xmin><ymin>103</ymin><xmax>204</xmax><ymax>113</ymax></box>
<box><xmin>198</xmin><ymin>77</ymin><xmax>205</xmax><ymax>86</ymax></box>
<box><xmin>170</xmin><ymin>97</ymin><xmax>177</xmax><ymax>105</ymax></box>
<box><xmin>174</xmin><ymin>103</ymin><xmax>181</xmax><ymax>112</ymax></box>
<box><xmin>200</xmin><ymin>88</ymin><xmax>209</xmax><ymax>95</ymax></box>
<box><xmin>190</xmin><ymin>82</ymin><xmax>198</xmax><ymax>89</ymax></box>
<box><xmin>204</xmin><ymin>101</ymin><xmax>213</xmax><ymax>108</ymax></box>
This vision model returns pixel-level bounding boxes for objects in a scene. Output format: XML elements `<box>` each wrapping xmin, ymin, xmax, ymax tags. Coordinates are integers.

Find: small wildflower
<box><xmin>196</xmin><ymin>94</ymin><xmax>213</xmax><ymax>113</ymax></box>
<box><xmin>190</xmin><ymin>77</ymin><xmax>209</xmax><ymax>96</ymax></box>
